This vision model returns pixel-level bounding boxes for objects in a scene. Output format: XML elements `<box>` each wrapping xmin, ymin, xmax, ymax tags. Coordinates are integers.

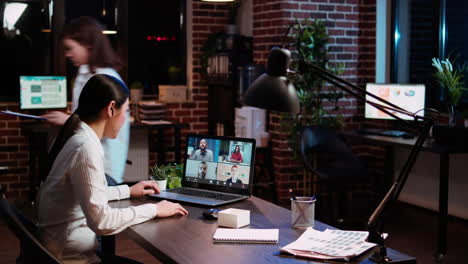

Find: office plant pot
<box><xmin>155</xmin><ymin>179</ymin><xmax>167</xmax><ymax>191</ymax></box>
<box><xmin>448</xmin><ymin>104</ymin><xmax>457</xmax><ymax>127</ymax></box>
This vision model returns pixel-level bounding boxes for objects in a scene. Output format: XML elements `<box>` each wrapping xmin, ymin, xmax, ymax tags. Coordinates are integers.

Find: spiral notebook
<box><xmin>213</xmin><ymin>228</ymin><xmax>279</xmax><ymax>244</ymax></box>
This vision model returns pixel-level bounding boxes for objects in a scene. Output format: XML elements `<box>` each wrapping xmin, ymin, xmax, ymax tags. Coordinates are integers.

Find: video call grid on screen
<box><xmin>364</xmin><ymin>83</ymin><xmax>425</xmax><ymax>120</ymax></box>
<box><xmin>20</xmin><ymin>76</ymin><xmax>67</xmax><ymax>109</ymax></box>
<box><xmin>185</xmin><ymin>135</ymin><xmax>255</xmax><ymax>189</ymax></box>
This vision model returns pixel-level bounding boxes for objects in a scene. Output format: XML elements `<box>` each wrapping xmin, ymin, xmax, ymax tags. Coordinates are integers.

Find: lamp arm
<box><xmin>302</xmin><ymin>62</ymin><xmax>429</xmax><ymax>126</ymax></box>
<box><xmin>366</xmin><ymin>120</ymin><xmax>432</xmax><ymax>256</ymax></box>
<box><xmin>304</xmin><ymin>63</ymin><xmax>410</xmax><ymax>113</ymax></box>
<box><xmin>305</xmin><ymin>67</ymin><xmax>416</xmax><ymax>127</ymax></box>
<box><xmin>297</xmin><ymin>60</ymin><xmax>435</xmax><ymax>256</ymax></box>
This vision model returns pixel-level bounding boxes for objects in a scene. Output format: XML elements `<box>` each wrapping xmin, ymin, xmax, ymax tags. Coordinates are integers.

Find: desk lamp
<box><xmin>243</xmin><ymin>47</ymin><xmax>434</xmax><ymax>263</ymax></box>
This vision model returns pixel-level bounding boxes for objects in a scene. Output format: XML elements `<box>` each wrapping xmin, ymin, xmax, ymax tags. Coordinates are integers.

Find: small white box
<box><xmin>218</xmin><ymin>208</ymin><xmax>250</xmax><ymax>228</ymax></box>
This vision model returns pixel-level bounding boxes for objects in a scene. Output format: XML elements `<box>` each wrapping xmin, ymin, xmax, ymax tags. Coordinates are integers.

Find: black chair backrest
<box><xmin>0</xmin><ymin>197</ymin><xmax>62</xmax><ymax>264</ymax></box>
<box><xmin>300</xmin><ymin>126</ymin><xmax>365</xmax><ymax>180</ymax></box>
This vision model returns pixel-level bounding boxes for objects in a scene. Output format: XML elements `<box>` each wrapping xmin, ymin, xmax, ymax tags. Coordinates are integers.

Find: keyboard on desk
<box><xmin>166</xmin><ymin>188</ymin><xmax>241</xmax><ymax>201</ymax></box>
<box><xmin>357</xmin><ymin>128</ymin><xmax>414</xmax><ymax>138</ymax></box>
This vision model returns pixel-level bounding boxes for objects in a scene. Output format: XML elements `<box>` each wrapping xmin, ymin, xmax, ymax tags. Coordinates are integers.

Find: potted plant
<box><xmin>167</xmin><ymin>163</ymin><xmax>183</xmax><ymax>189</ymax></box>
<box><xmin>432</xmin><ymin>57</ymin><xmax>467</xmax><ymax>127</ymax></box>
<box><xmin>282</xmin><ymin>19</ymin><xmax>345</xmax><ymax>157</ymax></box>
<box><xmin>149</xmin><ymin>164</ymin><xmax>170</xmax><ymax>191</ymax></box>
<box><xmin>149</xmin><ymin>163</ymin><xmax>184</xmax><ymax>190</ymax></box>
<box><xmin>129</xmin><ymin>81</ymin><xmax>144</xmax><ymax>103</ymax></box>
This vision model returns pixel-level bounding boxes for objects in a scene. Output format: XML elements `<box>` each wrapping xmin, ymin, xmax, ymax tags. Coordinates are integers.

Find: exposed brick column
<box><xmin>253</xmin><ymin>0</ymin><xmax>376</xmax><ymax>206</ymax></box>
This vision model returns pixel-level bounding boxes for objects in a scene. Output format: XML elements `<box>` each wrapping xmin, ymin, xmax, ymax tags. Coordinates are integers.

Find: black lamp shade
<box><xmin>243</xmin><ymin>73</ymin><xmax>299</xmax><ymax>114</ymax></box>
<box><xmin>242</xmin><ymin>47</ymin><xmax>300</xmax><ymax>114</ymax></box>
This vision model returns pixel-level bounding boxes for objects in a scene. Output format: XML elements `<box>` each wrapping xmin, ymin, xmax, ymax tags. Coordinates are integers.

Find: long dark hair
<box><xmin>47</xmin><ymin>74</ymin><xmax>129</xmax><ymax>175</ymax></box>
<box><xmin>234</xmin><ymin>145</ymin><xmax>240</xmax><ymax>153</ymax></box>
<box><xmin>62</xmin><ymin>16</ymin><xmax>121</xmax><ymax>72</ymax></box>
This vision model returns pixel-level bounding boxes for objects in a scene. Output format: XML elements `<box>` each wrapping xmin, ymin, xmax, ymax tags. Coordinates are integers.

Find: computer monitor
<box><xmin>19</xmin><ymin>76</ymin><xmax>67</xmax><ymax>109</ymax></box>
<box><xmin>364</xmin><ymin>83</ymin><xmax>425</xmax><ymax>120</ymax></box>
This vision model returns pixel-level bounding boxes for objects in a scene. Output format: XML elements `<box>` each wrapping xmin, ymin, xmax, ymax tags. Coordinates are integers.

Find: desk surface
<box><xmin>343</xmin><ymin>131</ymin><xmax>468</xmax><ymax>154</ymax></box>
<box><xmin>111</xmin><ymin>197</ymin><xmax>415</xmax><ymax>264</ymax></box>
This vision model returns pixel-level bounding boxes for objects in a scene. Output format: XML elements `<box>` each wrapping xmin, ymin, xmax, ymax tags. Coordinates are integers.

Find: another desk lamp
<box><xmin>243</xmin><ymin>47</ymin><xmax>433</xmax><ymax>263</ymax></box>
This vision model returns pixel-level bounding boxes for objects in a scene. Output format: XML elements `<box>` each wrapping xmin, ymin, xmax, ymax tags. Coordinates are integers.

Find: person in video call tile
<box><xmin>191</xmin><ymin>139</ymin><xmax>213</xmax><ymax>161</ymax></box>
<box><xmin>226</xmin><ymin>165</ymin><xmax>242</xmax><ymax>184</ymax></box>
<box><xmin>229</xmin><ymin>145</ymin><xmax>243</xmax><ymax>163</ymax></box>
<box><xmin>198</xmin><ymin>161</ymin><xmax>208</xmax><ymax>179</ymax></box>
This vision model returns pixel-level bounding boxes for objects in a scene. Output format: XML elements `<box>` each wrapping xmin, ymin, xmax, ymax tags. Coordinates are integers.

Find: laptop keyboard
<box><xmin>166</xmin><ymin>188</ymin><xmax>241</xmax><ymax>201</ymax></box>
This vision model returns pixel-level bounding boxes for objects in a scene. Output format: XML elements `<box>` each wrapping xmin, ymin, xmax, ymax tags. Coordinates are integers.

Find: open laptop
<box><xmin>149</xmin><ymin>134</ymin><xmax>256</xmax><ymax>207</ymax></box>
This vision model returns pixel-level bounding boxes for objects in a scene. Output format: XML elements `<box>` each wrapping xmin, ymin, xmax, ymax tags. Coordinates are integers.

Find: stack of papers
<box><xmin>137</xmin><ymin>101</ymin><xmax>167</xmax><ymax>122</ymax></box>
<box><xmin>281</xmin><ymin>228</ymin><xmax>377</xmax><ymax>261</ymax></box>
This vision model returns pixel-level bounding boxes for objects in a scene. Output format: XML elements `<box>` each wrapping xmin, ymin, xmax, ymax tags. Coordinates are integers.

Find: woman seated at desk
<box><xmin>37</xmin><ymin>75</ymin><xmax>188</xmax><ymax>264</ymax></box>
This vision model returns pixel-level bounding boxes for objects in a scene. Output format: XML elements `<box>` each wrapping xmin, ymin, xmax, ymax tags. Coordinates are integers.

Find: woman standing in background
<box><xmin>42</xmin><ymin>16</ymin><xmax>128</xmax><ymax>185</ymax></box>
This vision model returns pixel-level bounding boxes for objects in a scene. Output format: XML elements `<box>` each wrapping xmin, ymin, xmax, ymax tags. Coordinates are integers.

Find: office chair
<box><xmin>0</xmin><ymin>189</ymin><xmax>62</xmax><ymax>264</ymax></box>
<box><xmin>300</xmin><ymin>125</ymin><xmax>377</xmax><ymax>228</ymax></box>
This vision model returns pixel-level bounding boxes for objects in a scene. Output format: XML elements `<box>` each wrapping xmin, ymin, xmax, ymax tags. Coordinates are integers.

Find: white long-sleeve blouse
<box><xmin>38</xmin><ymin>121</ymin><xmax>157</xmax><ymax>264</ymax></box>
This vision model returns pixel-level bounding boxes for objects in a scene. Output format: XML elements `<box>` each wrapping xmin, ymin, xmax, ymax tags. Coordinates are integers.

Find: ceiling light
<box><xmin>3</xmin><ymin>3</ymin><xmax>28</xmax><ymax>30</ymax></box>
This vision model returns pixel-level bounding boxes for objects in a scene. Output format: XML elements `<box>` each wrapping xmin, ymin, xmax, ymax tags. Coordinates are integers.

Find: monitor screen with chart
<box><xmin>364</xmin><ymin>83</ymin><xmax>425</xmax><ymax>120</ymax></box>
<box><xmin>20</xmin><ymin>76</ymin><xmax>67</xmax><ymax>109</ymax></box>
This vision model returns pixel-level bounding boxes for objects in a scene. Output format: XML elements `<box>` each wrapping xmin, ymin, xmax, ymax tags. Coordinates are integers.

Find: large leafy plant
<box><xmin>282</xmin><ymin>19</ymin><xmax>344</xmax><ymax>155</ymax></box>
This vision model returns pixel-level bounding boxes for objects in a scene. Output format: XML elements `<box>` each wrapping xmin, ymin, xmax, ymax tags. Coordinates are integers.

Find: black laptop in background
<box><xmin>149</xmin><ymin>134</ymin><xmax>256</xmax><ymax>207</ymax></box>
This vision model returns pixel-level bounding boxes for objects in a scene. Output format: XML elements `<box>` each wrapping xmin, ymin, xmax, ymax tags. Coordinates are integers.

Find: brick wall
<box><xmin>252</xmin><ymin>0</ymin><xmax>377</xmax><ymax>206</ymax></box>
<box><xmin>0</xmin><ymin>103</ymin><xmax>31</xmax><ymax>198</ymax></box>
<box><xmin>0</xmin><ymin>1</ymin><xmax>377</xmax><ymax>204</ymax></box>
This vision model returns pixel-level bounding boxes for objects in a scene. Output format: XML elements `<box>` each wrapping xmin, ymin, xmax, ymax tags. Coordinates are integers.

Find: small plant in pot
<box><xmin>166</xmin><ymin>163</ymin><xmax>183</xmax><ymax>189</ymax></box>
<box><xmin>149</xmin><ymin>164</ymin><xmax>170</xmax><ymax>191</ymax></box>
<box><xmin>432</xmin><ymin>57</ymin><xmax>468</xmax><ymax>127</ymax></box>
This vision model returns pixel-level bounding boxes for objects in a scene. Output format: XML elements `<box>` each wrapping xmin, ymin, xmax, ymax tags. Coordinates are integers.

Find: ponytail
<box><xmin>46</xmin><ymin>74</ymin><xmax>128</xmax><ymax>176</ymax></box>
<box><xmin>46</xmin><ymin>113</ymin><xmax>82</xmax><ymax>175</ymax></box>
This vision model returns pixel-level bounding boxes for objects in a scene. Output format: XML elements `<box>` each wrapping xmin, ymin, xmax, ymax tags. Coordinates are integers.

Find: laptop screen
<box><xmin>183</xmin><ymin>134</ymin><xmax>256</xmax><ymax>195</ymax></box>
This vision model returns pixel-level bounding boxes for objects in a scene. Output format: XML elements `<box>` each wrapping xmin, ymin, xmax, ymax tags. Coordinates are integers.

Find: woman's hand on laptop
<box><xmin>41</xmin><ymin>111</ymin><xmax>70</xmax><ymax>126</ymax></box>
<box><xmin>130</xmin><ymin>180</ymin><xmax>160</xmax><ymax>197</ymax></box>
<box><xmin>156</xmin><ymin>200</ymin><xmax>188</xmax><ymax>217</ymax></box>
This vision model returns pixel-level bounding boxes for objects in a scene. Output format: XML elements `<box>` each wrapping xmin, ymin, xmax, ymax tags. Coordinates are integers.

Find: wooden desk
<box><xmin>343</xmin><ymin>132</ymin><xmax>468</xmax><ymax>260</ymax></box>
<box><xmin>110</xmin><ymin>197</ymin><xmax>415</xmax><ymax>264</ymax></box>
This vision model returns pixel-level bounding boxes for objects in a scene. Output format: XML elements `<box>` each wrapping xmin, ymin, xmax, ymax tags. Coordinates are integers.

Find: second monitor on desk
<box><xmin>362</xmin><ymin>83</ymin><xmax>425</xmax><ymax>138</ymax></box>
<box><xmin>365</xmin><ymin>83</ymin><xmax>425</xmax><ymax>120</ymax></box>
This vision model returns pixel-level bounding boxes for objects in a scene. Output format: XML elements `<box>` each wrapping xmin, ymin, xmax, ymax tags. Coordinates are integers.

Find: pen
<box><xmin>289</xmin><ymin>188</ymin><xmax>296</xmax><ymax>200</ymax></box>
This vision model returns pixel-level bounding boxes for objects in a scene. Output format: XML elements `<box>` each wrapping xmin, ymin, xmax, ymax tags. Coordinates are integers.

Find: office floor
<box><xmin>0</xmin><ymin>202</ymin><xmax>467</xmax><ymax>264</ymax></box>
<box><xmin>0</xmin><ymin>222</ymin><xmax>160</xmax><ymax>264</ymax></box>
<box><xmin>384</xmin><ymin>202</ymin><xmax>468</xmax><ymax>264</ymax></box>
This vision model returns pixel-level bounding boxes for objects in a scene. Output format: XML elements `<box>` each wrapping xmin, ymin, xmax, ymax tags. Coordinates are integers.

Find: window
<box><xmin>391</xmin><ymin>0</ymin><xmax>468</xmax><ymax>111</ymax></box>
<box><xmin>128</xmin><ymin>0</ymin><xmax>187</xmax><ymax>95</ymax></box>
